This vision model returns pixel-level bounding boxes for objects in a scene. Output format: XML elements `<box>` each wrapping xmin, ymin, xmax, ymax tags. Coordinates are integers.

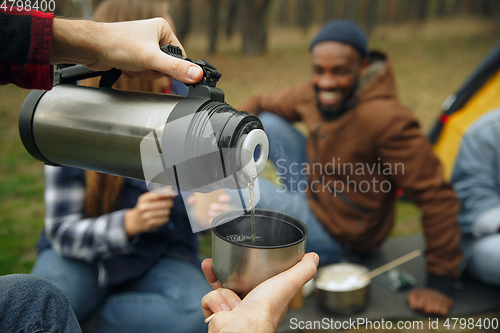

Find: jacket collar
<box><xmin>356</xmin><ymin>51</ymin><xmax>399</xmax><ymax>105</ymax></box>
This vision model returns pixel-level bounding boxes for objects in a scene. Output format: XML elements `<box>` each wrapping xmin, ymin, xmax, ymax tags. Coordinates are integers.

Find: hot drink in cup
<box><xmin>211</xmin><ymin>209</ymin><xmax>308</xmax><ymax>298</ymax></box>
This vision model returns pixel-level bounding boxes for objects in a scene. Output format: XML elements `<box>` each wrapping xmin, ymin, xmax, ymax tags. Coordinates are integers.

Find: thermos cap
<box><xmin>239</xmin><ymin>129</ymin><xmax>269</xmax><ymax>178</ymax></box>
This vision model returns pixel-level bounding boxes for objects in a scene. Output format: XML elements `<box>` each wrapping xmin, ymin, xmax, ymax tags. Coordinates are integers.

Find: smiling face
<box><xmin>311</xmin><ymin>41</ymin><xmax>368</xmax><ymax>116</ymax></box>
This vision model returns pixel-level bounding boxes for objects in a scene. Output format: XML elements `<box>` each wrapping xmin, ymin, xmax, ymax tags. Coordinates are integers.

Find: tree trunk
<box><xmin>408</xmin><ymin>0</ymin><xmax>428</xmax><ymax>21</ymax></box>
<box><xmin>491</xmin><ymin>0</ymin><xmax>500</xmax><ymax>17</ymax></box>
<box><xmin>452</xmin><ymin>0</ymin><xmax>464</xmax><ymax>16</ymax></box>
<box><xmin>54</xmin><ymin>0</ymin><xmax>69</xmax><ymax>16</ymax></box>
<box><xmin>278</xmin><ymin>0</ymin><xmax>290</xmax><ymax>25</ymax></box>
<box><xmin>240</xmin><ymin>0</ymin><xmax>272</xmax><ymax>55</ymax></box>
<box><xmin>208</xmin><ymin>0</ymin><xmax>219</xmax><ymax>54</ymax></box>
<box><xmin>480</xmin><ymin>0</ymin><xmax>493</xmax><ymax>17</ymax></box>
<box><xmin>365</xmin><ymin>0</ymin><xmax>378</xmax><ymax>35</ymax></box>
<box><xmin>436</xmin><ymin>0</ymin><xmax>447</xmax><ymax>17</ymax></box>
<box><xmin>384</xmin><ymin>0</ymin><xmax>399</xmax><ymax>23</ymax></box>
<box><xmin>402</xmin><ymin>0</ymin><xmax>413</xmax><ymax>21</ymax></box>
<box><xmin>296</xmin><ymin>0</ymin><xmax>313</xmax><ymax>32</ymax></box>
<box><xmin>176</xmin><ymin>0</ymin><xmax>192</xmax><ymax>42</ymax></box>
<box><xmin>417</xmin><ymin>0</ymin><xmax>429</xmax><ymax>21</ymax></box>
<box><xmin>343</xmin><ymin>0</ymin><xmax>358</xmax><ymax>20</ymax></box>
<box><xmin>462</xmin><ymin>0</ymin><xmax>473</xmax><ymax>16</ymax></box>
<box><xmin>322</xmin><ymin>0</ymin><xmax>335</xmax><ymax>23</ymax></box>
<box><xmin>226</xmin><ymin>0</ymin><xmax>239</xmax><ymax>38</ymax></box>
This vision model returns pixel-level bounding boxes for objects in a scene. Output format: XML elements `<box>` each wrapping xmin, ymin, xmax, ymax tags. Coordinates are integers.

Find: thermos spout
<box><xmin>237</xmin><ymin>129</ymin><xmax>268</xmax><ymax>178</ymax></box>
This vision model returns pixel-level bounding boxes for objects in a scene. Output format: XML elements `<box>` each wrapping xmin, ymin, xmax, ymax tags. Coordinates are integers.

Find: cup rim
<box><xmin>211</xmin><ymin>208</ymin><xmax>308</xmax><ymax>249</ymax></box>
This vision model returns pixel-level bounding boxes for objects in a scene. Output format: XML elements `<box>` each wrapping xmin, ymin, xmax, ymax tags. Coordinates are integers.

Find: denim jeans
<box><xmin>31</xmin><ymin>249</ymin><xmax>211</xmax><ymax>333</ymax></box>
<box><xmin>0</xmin><ymin>274</ymin><xmax>82</xmax><ymax>333</ymax></box>
<box><xmin>231</xmin><ymin>112</ymin><xmax>344</xmax><ymax>265</ymax></box>
<box><xmin>463</xmin><ymin>234</ymin><xmax>500</xmax><ymax>286</ymax></box>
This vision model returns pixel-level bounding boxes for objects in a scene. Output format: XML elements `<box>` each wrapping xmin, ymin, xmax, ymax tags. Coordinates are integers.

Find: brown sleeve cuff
<box><xmin>426</xmin><ymin>274</ymin><xmax>455</xmax><ymax>297</ymax></box>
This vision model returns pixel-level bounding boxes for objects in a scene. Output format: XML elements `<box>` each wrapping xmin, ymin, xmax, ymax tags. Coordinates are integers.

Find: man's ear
<box><xmin>359</xmin><ymin>57</ymin><xmax>370</xmax><ymax>77</ymax></box>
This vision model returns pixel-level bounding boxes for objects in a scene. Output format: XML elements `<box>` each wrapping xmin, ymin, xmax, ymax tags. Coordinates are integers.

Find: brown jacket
<box><xmin>239</xmin><ymin>52</ymin><xmax>462</xmax><ymax>279</ymax></box>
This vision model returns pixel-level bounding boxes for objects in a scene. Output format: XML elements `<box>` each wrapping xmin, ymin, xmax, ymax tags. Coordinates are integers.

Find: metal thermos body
<box><xmin>19</xmin><ymin>83</ymin><xmax>268</xmax><ymax>192</ymax></box>
<box><xmin>22</xmin><ymin>85</ymin><xmax>180</xmax><ymax>180</ymax></box>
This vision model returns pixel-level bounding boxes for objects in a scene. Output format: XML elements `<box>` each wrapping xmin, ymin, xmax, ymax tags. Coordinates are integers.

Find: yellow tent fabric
<box><xmin>433</xmin><ymin>68</ymin><xmax>500</xmax><ymax>181</ymax></box>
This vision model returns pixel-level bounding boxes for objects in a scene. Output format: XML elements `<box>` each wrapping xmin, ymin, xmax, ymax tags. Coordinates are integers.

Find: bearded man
<box><xmin>238</xmin><ymin>19</ymin><xmax>462</xmax><ymax>316</ymax></box>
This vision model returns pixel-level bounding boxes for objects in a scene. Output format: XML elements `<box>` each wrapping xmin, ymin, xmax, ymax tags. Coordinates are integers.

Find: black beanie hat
<box><xmin>309</xmin><ymin>19</ymin><xmax>368</xmax><ymax>58</ymax></box>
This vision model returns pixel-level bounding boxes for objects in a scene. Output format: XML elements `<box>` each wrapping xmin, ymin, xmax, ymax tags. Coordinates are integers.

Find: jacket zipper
<box><xmin>311</xmin><ymin>123</ymin><xmax>323</xmax><ymax>169</ymax></box>
<box><xmin>309</xmin><ymin>123</ymin><xmax>323</xmax><ymax>200</ymax></box>
<box><xmin>327</xmin><ymin>184</ymin><xmax>374</xmax><ymax>214</ymax></box>
<box><xmin>310</xmin><ymin>122</ymin><xmax>373</xmax><ymax>214</ymax></box>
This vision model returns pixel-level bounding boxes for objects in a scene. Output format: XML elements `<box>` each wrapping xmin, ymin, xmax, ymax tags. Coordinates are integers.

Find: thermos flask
<box><xmin>19</xmin><ymin>45</ymin><xmax>269</xmax><ymax>193</ymax></box>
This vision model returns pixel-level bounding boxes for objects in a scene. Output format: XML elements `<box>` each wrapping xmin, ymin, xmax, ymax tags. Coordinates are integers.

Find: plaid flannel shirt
<box><xmin>43</xmin><ymin>165</ymin><xmax>198</xmax><ymax>287</ymax></box>
<box><xmin>0</xmin><ymin>7</ymin><xmax>54</xmax><ymax>89</ymax></box>
<box><xmin>44</xmin><ymin>165</ymin><xmax>135</xmax><ymax>263</ymax></box>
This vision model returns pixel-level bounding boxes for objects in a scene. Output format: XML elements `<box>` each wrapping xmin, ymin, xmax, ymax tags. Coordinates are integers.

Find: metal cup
<box><xmin>211</xmin><ymin>209</ymin><xmax>307</xmax><ymax>298</ymax></box>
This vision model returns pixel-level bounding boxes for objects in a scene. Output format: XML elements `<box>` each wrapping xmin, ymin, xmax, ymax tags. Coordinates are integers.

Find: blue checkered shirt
<box><xmin>44</xmin><ymin>165</ymin><xmax>135</xmax><ymax>263</ymax></box>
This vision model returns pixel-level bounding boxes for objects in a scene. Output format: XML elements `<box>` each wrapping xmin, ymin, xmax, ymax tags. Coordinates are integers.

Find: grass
<box><xmin>0</xmin><ymin>85</ymin><xmax>43</xmax><ymax>275</ymax></box>
<box><xmin>0</xmin><ymin>17</ymin><xmax>499</xmax><ymax>276</ymax></box>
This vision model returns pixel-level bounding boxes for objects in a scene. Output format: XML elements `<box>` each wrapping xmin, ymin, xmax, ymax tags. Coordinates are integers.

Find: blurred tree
<box><xmin>344</xmin><ymin>0</ymin><xmax>358</xmax><ymax>20</ymax></box>
<box><xmin>488</xmin><ymin>0</ymin><xmax>500</xmax><ymax>17</ymax></box>
<box><xmin>91</xmin><ymin>0</ymin><xmax>103</xmax><ymax>10</ymax></box>
<box><xmin>474</xmin><ymin>0</ymin><xmax>499</xmax><ymax>18</ymax></box>
<box><xmin>240</xmin><ymin>0</ymin><xmax>272</xmax><ymax>55</ymax></box>
<box><xmin>452</xmin><ymin>0</ymin><xmax>464</xmax><ymax>15</ymax></box>
<box><xmin>296</xmin><ymin>0</ymin><xmax>313</xmax><ymax>32</ymax></box>
<box><xmin>408</xmin><ymin>0</ymin><xmax>429</xmax><ymax>21</ymax></box>
<box><xmin>208</xmin><ymin>0</ymin><xmax>219</xmax><ymax>54</ymax></box>
<box><xmin>462</xmin><ymin>0</ymin><xmax>473</xmax><ymax>16</ymax></box>
<box><xmin>384</xmin><ymin>0</ymin><xmax>400</xmax><ymax>23</ymax></box>
<box><xmin>322</xmin><ymin>0</ymin><xmax>335</xmax><ymax>23</ymax></box>
<box><xmin>183</xmin><ymin>0</ymin><xmax>500</xmax><ymax>56</ymax></box>
<box><xmin>54</xmin><ymin>0</ymin><xmax>72</xmax><ymax>16</ymax></box>
<box><xmin>417</xmin><ymin>0</ymin><xmax>429</xmax><ymax>20</ymax></box>
<box><xmin>278</xmin><ymin>0</ymin><xmax>291</xmax><ymax>25</ymax></box>
<box><xmin>365</xmin><ymin>0</ymin><xmax>378</xmax><ymax>34</ymax></box>
<box><xmin>436</xmin><ymin>0</ymin><xmax>447</xmax><ymax>17</ymax></box>
<box><xmin>176</xmin><ymin>0</ymin><xmax>193</xmax><ymax>42</ymax></box>
<box><xmin>402</xmin><ymin>0</ymin><xmax>413</xmax><ymax>21</ymax></box>
<box><xmin>226</xmin><ymin>0</ymin><xmax>239</xmax><ymax>37</ymax></box>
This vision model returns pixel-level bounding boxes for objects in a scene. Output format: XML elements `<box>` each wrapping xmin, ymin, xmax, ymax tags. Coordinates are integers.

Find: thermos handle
<box><xmin>56</xmin><ymin>44</ymin><xmax>186</xmax><ymax>88</ymax></box>
<box><xmin>99</xmin><ymin>45</ymin><xmax>184</xmax><ymax>88</ymax></box>
<box><xmin>160</xmin><ymin>44</ymin><xmax>184</xmax><ymax>59</ymax></box>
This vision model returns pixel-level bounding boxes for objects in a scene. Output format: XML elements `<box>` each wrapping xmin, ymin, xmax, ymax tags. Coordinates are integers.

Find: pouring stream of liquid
<box><xmin>248</xmin><ymin>179</ymin><xmax>256</xmax><ymax>243</ymax></box>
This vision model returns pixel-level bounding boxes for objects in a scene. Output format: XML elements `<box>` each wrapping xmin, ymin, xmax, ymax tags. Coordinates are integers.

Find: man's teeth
<box><xmin>319</xmin><ymin>91</ymin><xmax>340</xmax><ymax>101</ymax></box>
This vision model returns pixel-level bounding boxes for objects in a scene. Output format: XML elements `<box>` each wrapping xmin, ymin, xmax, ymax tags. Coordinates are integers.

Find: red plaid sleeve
<box><xmin>0</xmin><ymin>7</ymin><xmax>54</xmax><ymax>90</ymax></box>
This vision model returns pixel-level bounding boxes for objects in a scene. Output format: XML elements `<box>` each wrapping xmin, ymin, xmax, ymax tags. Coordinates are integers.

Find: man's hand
<box><xmin>186</xmin><ymin>191</ymin><xmax>230</xmax><ymax>228</ymax></box>
<box><xmin>50</xmin><ymin>18</ymin><xmax>203</xmax><ymax>84</ymax></box>
<box><xmin>407</xmin><ymin>287</ymin><xmax>453</xmax><ymax>316</ymax></box>
<box><xmin>207</xmin><ymin>193</ymin><xmax>232</xmax><ymax>223</ymax></box>
<box><xmin>201</xmin><ymin>253</ymin><xmax>319</xmax><ymax>333</ymax></box>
